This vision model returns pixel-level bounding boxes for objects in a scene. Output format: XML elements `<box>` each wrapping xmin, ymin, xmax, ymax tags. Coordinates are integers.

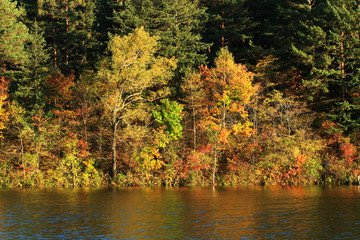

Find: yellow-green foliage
<box><xmin>81</xmin><ymin>158</ymin><xmax>102</xmax><ymax>187</ymax></box>
<box><xmin>98</xmin><ymin>27</ymin><xmax>177</xmax><ymax>117</ymax></box>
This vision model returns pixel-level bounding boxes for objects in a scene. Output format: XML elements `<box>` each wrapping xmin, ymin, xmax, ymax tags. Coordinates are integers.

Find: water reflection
<box><xmin>0</xmin><ymin>186</ymin><xmax>360</xmax><ymax>239</ymax></box>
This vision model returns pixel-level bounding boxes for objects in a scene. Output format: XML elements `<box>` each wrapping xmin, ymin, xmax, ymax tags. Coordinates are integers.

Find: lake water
<box><xmin>0</xmin><ymin>186</ymin><xmax>360</xmax><ymax>239</ymax></box>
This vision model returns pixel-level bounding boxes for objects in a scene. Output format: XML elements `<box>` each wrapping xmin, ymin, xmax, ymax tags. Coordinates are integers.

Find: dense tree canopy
<box><xmin>1</xmin><ymin>0</ymin><xmax>360</xmax><ymax>187</ymax></box>
<box><xmin>113</xmin><ymin>0</ymin><xmax>209</xmax><ymax>76</ymax></box>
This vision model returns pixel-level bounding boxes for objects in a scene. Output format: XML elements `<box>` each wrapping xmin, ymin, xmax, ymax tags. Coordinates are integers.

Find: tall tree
<box><xmin>187</xmin><ymin>48</ymin><xmax>257</xmax><ymax>185</ymax></box>
<box><xmin>97</xmin><ymin>27</ymin><xmax>176</xmax><ymax>179</ymax></box>
<box><xmin>0</xmin><ymin>0</ymin><xmax>30</xmax><ymax>72</ymax></box>
<box><xmin>200</xmin><ymin>0</ymin><xmax>254</xmax><ymax>63</ymax></box>
<box><xmin>35</xmin><ymin>0</ymin><xmax>96</xmax><ymax>74</ymax></box>
<box><xmin>292</xmin><ymin>0</ymin><xmax>360</xmax><ymax>131</ymax></box>
<box><xmin>13</xmin><ymin>22</ymin><xmax>49</xmax><ymax>114</ymax></box>
<box><xmin>113</xmin><ymin>0</ymin><xmax>209</xmax><ymax>76</ymax></box>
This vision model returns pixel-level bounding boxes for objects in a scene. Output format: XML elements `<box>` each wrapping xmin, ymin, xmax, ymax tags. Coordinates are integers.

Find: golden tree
<box><xmin>98</xmin><ymin>27</ymin><xmax>176</xmax><ymax>179</ymax></box>
<box><xmin>199</xmin><ymin>48</ymin><xmax>257</xmax><ymax>185</ymax></box>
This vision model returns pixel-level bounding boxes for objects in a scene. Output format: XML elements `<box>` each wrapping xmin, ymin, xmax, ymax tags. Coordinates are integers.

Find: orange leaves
<box><xmin>340</xmin><ymin>141</ymin><xmax>357</xmax><ymax>163</ymax></box>
<box><xmin>0</xmin><ymin>77</ymin><xmax>9</xmax><ymax>97</ymax></box>
<box><xmin>197</xmin><ymin>48</ymin><xmax>256</xmax><ymax>145</ymax></box>
<box><xmin>219</xmin><ymin>128</ymin><xmax>230</xmax><ymax>144</ymax></box>
<box><xmin>0</xmin><ymin>77</ymin><xmax>9</xmax><ymax>137</ymax></box>
<box><xmin>46</xmin><ymin>72</ymin><xmax>75</xmax><ymax>109</ymax></box>
<box><xmin>77</xmin><ymin>139</ymin><xmax>90</xmax><ymax>159</ymax></box>
<box><xmin>183</xmin><ymin>48</ymin><xmax>257</xmax><ymax>184</ymax></box>
<box><xmin>320</xmin><ymin>120</ymin><xmax>358</xmax><ymax>184</ymax></box>
<box><xmin>187</xmin><ymin>144</ymin><xmax>212</xmax><ymax>171</ymax></box>
<box><xmin>322</xmin><ymin>120</ymin><xmax>357</xmax><ymax>164</ymax></box>
<box><xmin>46</xmin><ymin>72</ymin><xmax>79</xmax><ymax>125</ymax></box>
<box><xmin>295</xmin><ymin>154</ymin><xmax>307</xmax><ymax>168</ymax></box>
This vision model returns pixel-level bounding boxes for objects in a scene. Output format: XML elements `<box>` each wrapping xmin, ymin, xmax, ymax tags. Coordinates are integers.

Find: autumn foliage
<box><xmin>1</xmin><ymin>20</ymin><xmax>360</xmax><ymax>187</ymax></box>
<box><xmin>0</xmin><ymin>77</ymin><xmax>9</xmax><ymax>138</ymax></box>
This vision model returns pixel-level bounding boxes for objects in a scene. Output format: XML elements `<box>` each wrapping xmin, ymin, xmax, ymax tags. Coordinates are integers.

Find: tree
<box><xmin>97</xmin><ymin>27</ymin><xmax>176</xmax><ymax>179</ymax></box>
<box><xmin>188</xmin><ymin>48</ymin><xmax>257</xmax><ymax>185</ymax></box>
<box><xmin>153</xmin><ymin>99</ymin><xmax>183</xmax><ymax>143</ymax></box>
<box><xmin>200</xmin><ymin>0</ymin><xmax>254</xmax><ymax>63</ymax></box>
<box><xmin>292</xmin><ymin>0</ymin><xmax>360</xmax><ymax>132</ymax></box>
<box><xmin>13</xmin><ymin>21</ymin><xmax>49</xmax><ymax>115</ymax></box>
<box><xmin>113</xmin><ymin>0</ymin><xmax>209</xmax><ymax>77</ymax></box>
<box><xmin>35</xmin><ymin>0</ymin><xmax>96</xmax><ymax>74</ymax></box>
<box><xmin>182</xmin><ymin>70</ymin><xmax>206</xmax><ymax>150</ymax></box>
<box><xmin>0</xmin><ymin>0</ymin><xmax>30</xmax><ymax>72</ymax></box>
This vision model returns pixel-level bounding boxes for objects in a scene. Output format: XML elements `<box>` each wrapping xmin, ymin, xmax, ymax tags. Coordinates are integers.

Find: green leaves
<box><xmin>153</xmin><ymin>99</ymin><xmax>183</xmax><ymax>141</ymax></box>
<box><xmin>0</xmin><ymin>0</ymin><xmax>30</xmax><ymax>70</ymax></box>
<box><xmin>113</xmin><ymin>0</ymin><xmax>209</xmax><ymax>76</ymax></box>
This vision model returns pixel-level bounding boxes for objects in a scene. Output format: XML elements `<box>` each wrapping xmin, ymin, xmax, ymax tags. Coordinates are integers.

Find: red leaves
<box><xmin>322</xmin><ymin>120</ymin><xmax>358</xmax><ymax>170</ymax></box>
<box><xmin>77</xmin><ymin>139</ymin><xmax>90</xmax><ymax>159</ymax></box>
<box><xmin>340</xmin><ymin>141</ymin><xmax>357</xmax><ymax>164</ymax></box>
<box><xmin>187</xmin><ymin>144</ymin><xmax>212</xmax><ymax>171</ymax></box>
<box><xmin>46</xmin><ymin>72</ymin><xmax>75</xmax><ymax>109</ymax></box>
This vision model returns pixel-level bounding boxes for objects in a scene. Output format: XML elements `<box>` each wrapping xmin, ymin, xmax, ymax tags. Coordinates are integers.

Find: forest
<box><xmin>1</xmin><ymin>0</ymin><xmax>360</xmax><ymax>187</ymax></box>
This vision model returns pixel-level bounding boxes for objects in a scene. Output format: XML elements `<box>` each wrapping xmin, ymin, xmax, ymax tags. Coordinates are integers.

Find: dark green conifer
<box><xmin>113</xmin><ymin>0</ymin><xmax>209</xmax><ymax>76</ymax></box>
<box><xmin>200</xmin><ymin>0</ymin><xmax>254</xmax><ymax>63</ymax></box>
<box><xmin>14</xmin><ymin>21</ymin><xmax>50</xmax><ymax>114</ymax></box>
<box><xmin>0</xmin><ymin>0</ymin><xmax>30</xmax><ymax>72</ymax></box>
<box><xmin>35</xmin><ymin>0</ymin><xmax>97</xmax><ymax>74</ymax></box>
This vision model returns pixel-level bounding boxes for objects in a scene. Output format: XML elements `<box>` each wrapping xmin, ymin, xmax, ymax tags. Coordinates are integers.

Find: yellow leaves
<box><xmin>232</xmin><ymin>121</ymin><xmax>255</xmax><ymax>137</ymax></box>
<box><xmin>202</xmin><ymin>48</ymin><xmax>256</xmax><ymax>116</ymax></box>
<box><xmin>135</xmin><ymin>146</ymin><xmax>165</xmax><ymax>172</ymax></box>
<box><xmin>110</xmin><ymin>27</ymin><xmax>157</xmax><ymax>69</ymax></box>
<box><xmin>211</xmin><ymin>47</ymin><xmax>256</xmax><ymax>105</ymax></box>
<box><xmin>196</xmin><ymin>47</ymin><xmax>257</xmax><ymax>145</ymax></box>
<box><xmin>199</xmin><ymin>118</ymin><xmax>220</xmax><ymax>132</ymax></box>
<box><xmin>99</xmin><ymin>27</ymin><xmax>176</xmax><ymax>122</ymax></box>
<box><xmin>108</xmin><ymin>27</ymin><xmax>176</xmax><ymax>91</ymax></box>
<box><xmin>229</xmin><ymin>102</ymin><xmax>245</xmax><ymax>114</ymax></box>
<box><xmin>219</xmin><ymin>128</ymin><xmax>230</xmax><ymax>144</ymax></box>
<box><xmin>0</xmin><ymin>77</ymin><xmax>9</xmax><ymax>138</ymax></box>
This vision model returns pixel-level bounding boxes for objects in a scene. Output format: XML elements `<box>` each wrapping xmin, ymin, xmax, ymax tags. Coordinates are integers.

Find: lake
<box><xmin>0</xmin><ymin>186</ymin><xmax>360</xmax><ymax>239</ymax></box>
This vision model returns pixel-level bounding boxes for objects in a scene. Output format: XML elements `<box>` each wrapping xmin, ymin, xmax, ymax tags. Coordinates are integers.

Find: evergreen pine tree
<box><xmin>35</xmin><ymin>0</ymin><xmax>96</xmax><ymax>74</ymax></box>
<box><xmin>14</xmin><ymin>21</ymin><xmax>50</xmax><ymax>114</ymax></box>
<box><xmin>113</xmin><ymin>0</ymin><xmax>209</xmax><ymax>77</ymax></box>
<box><xmin>200</xmin><ymin>0</ymin><xmax>254</xmax><ymax>63</ymax></box>
<box><xmin>0</xmin><ymin>0</ymin><xmax>30</xmax><ymax>72</ymax></box>
<box><xmin>292</xmin><ymin>0</ymin><xmax>360</xmax><ymax>131</ymax></box>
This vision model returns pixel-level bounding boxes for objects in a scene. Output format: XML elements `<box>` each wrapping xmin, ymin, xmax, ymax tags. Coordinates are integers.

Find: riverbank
<box><xmin>0</xmin><ymin>160</ymin><xmax>358</xmax><ymax>188</ymax></box>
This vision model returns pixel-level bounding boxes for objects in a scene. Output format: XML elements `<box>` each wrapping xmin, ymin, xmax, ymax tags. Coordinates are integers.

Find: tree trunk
<box><xmin>340</xmin><ymin>31</ymin><xmax>346</xmax><ymax>100</ymax></box>
<box><xmin>212</xmin><ymin>143</ymin><xmax>217</xmax><ymax>186</ymax></box>
<box><xmin>72</xmin><ymin>161</ymin><xmax>76</xmax><ymax>187</ymax></box>
<box><xmin>191</xmin><ymin>88</ymin><xmax>197</xmax><ymax>150</ymax></box>
<box><xmin>112</xmin><ymin>123</ymin><xmax>117</xmax><ymax>179</ymax></box>
<box><xmin>111</xmin><ymin>109</ymin><xmax>118</xmax><ymax>179</ymax></box>
<box><xmin>20</xmin><ymin>134</ymin><xmax>25</xmax><ymax>179</ymax></box>
<box><xmin>193</xmin><ymin>107</ymin><xmax>197</xmax><ymax>151</ymax></box>
<box><xmin>65</xmin><ymin>0</ymin><xmax>69</xmax><ymax>68</ymax></box>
